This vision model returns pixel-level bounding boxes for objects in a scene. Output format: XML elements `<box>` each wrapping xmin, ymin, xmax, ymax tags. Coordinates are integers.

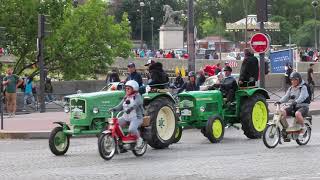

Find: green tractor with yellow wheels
<box><xmin>174</xmin><ymin>87</ymin><xmax>269</xmax><ymax>143</ymax></box>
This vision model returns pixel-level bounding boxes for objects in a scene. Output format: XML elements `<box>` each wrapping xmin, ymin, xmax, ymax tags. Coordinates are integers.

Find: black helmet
<box><xmin>188</xmin><ymin>71</ymin><xmax>196</xmax><ymax>77</ymax></box>
<box><xmin>289</xmin><ymin>72</ymin><xmax>302</xmax><ymax>83</ymax></box>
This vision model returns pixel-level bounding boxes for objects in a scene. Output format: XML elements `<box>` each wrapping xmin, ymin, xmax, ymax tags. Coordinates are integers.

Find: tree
<box><xmin>269</xmin><ymin>16</ymin><xmax>293</xmax><ymax>46</ymax></box>
<box><xmin>0</xmin><ymin>0</ymin><xmax>132</xmax><ymax>80</ymax></box>
<box><xmin>293</xmin><ymin>20</ymin><xmax>320</xmax><ymax>47</ymax></box>
<box><xmin>46</xmin><ymin>0</ymin><xmax>132</xmax><ymax>80</ymax></box>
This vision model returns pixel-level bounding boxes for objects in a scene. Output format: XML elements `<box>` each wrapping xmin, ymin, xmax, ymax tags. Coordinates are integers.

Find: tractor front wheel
<box><xmin>172</xmin><ymin>126</ymin><xmax>183</xmax><ymax>143</ymax></box>
<box><xmin>206</xmin><ymin>115</ymin><xmax>225</xmax><ymax>143</ymax></box>
<box><xmin>49</xmin><ymin>126</ymin><xmax>70</xmax><ymax>156</ymax></box>
<box><xmin>146</xmin><ymin>97</ymin><xmax>177</xmax><ymax>149</ymax></box>
<box><xmin>240</xmin><ymin>94</ymin><xmax>268</xmax><ymax>139</ymax></box>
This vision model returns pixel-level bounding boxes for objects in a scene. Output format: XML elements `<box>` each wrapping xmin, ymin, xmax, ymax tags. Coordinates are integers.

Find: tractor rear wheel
<box><xmin>240</xmin><ymin>94</ymin><xmax>268</xmax><ymax>139</ymax></box>
<box><xmin>145</xmin><ymin>97</ymin><xmax>178</xmax><ymax>149</ymax></box>
<box><xmin>206</xmin><ymin>115</ymin><xmax>225</xmax><ymax>143</ymax></box>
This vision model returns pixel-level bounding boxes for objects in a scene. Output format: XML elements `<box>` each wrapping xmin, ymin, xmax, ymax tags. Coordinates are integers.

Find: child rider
<box><xmin>109</xmin><ymin>80</ymin><xmax>144</xmax><ymax>147</ymax></box>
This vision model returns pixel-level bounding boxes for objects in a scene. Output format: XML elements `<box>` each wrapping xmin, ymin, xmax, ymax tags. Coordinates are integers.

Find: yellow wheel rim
<box><xmin>175</xmin><ymin>127</ymin><xmax>180</xmax><ymax>139</ymax></box>
<box><xmin>212</xmin><ymin>119</ymin><xmax>223</xmax><ymax>139</ymax></box>
<box><xmin>252</xmin><ymin>101</ymin><xmax>268</xmax><ymax>132</ymax></box>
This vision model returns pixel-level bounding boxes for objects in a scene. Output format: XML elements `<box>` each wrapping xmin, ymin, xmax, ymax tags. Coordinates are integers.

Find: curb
<box><xmin>1</xmin><ymin>110</ymin><xmax>319</xmax><ymax>140</ymax></box>
<box><xmin>0</xmin><ymin>131</ymin><xmax>97</xmax><ymax>139</ymax></box>
<box><xmin>0</xmin><ymin>131</ymin><xmax>49</xmax><ymax>139</ymax></box>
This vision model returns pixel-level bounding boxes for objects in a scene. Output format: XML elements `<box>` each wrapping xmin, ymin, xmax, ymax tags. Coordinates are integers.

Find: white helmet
<box><xmin>125</xmin><ymin>80</ymin><xmax>139</xmax><ymax>92</ymax></box>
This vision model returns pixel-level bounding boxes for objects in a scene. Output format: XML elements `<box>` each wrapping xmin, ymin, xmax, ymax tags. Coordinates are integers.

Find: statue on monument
<box><xmin>162</xmin><ymin>5</ymin><xmax>183</xmax><ymax>26</ymax></box>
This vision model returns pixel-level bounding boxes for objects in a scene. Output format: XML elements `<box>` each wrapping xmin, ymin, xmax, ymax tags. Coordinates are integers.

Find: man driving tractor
<box><xmin>277</xmin><ymin>72</ymin><xmax>310</xmax><ymax>139</ymax></box>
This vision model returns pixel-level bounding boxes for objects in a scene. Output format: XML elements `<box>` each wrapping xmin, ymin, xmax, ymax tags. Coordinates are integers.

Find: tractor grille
<box><xmin>70</xmin><ymin>99</ymin><xmax>86</xmax><ymax>113</ymax></box>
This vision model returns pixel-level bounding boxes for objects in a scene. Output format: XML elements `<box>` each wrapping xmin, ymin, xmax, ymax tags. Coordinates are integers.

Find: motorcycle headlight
<box><xmin>200</xmin><ymin>106</ymin><xmax>205</xmax><ymax>112</ymax></box>
<box><xmin>64</xmin><ymin>105</ymin><xmax>70</xmax><ymax>113</ymax></box>
<box><xmin>93</xmin><ymin>107</ymin><xmax>99</xmax><ymax>114</ymax></box>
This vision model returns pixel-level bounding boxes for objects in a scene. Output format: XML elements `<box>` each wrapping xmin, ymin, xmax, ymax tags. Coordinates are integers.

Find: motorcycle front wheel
<box><xmin>263</xmin><ymin>124</ymin><xmax>281</xmax><ymax>148</ymax></box>
<box><xmin>98</xmin><ymin>133</ymin><xmax>116</xmax><ymax>161</ymax></box>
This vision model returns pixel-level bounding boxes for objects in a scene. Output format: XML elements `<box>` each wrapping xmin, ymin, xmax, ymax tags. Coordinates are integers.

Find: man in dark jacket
<box><xmin>148</xmin><ymin>62</ymin><xmax>169</xmax><ymax>88</ymax></box>
<box><xmin>220</xmin><ymin>66</ymin><xmax>238</xmax><ymax>102</ymax></box>
<box><xmin>178</xmin><ymin>71</ymin><xmax>199</xmax><ymax>93</ymax></box>
<box><xmin>239</xmin><ymin>48</ymin><xmax>259</xmax><ymax>87</ymax></box>
<box><xmin>126</xmin><ymin>62</ymin><xmax>143</xmax><ymax>87</ymax></box>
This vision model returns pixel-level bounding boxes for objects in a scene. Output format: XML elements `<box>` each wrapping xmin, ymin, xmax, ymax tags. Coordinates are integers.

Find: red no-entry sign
<box><xmin>250</xmin><ymin>33</ymin><xmax>270</xmax><ymax>53</ymax></box>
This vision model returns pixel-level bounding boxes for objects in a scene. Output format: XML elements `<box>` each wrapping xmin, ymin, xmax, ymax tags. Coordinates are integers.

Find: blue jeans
<box><xmin>23</xmin><ymin>92</ymin><xmax>35</xmax><ymax>109</ymax></box>
<box><xmin>45</xmin><ymin>93</ymin><xmax>53</xmax><ymax>102</ymax></box>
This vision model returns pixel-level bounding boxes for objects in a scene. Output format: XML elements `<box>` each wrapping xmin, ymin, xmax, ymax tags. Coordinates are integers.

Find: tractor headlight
<box><xmin>64</xmin><ymin>105</ymin><xmax>70</xmax><ymax>113</ymax></box>
<box><xmin>93</xmin><ymin>107</ymin><xmax>99</xmax><ymax>114</ymax></box>
<box><xmin>200</xmin><ymin>106</ymin><xmax>205</xmax><ymax>112</ymax></box>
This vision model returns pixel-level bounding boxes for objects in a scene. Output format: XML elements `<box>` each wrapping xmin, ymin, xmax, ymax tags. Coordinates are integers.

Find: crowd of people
<box><xmin>133</xmin><ymin>49</ymin><xmax>189</xmax><ymax>59</ymax></box>
<box><xmin>299</xmin><ymin>48</ymin><xmax>320</xmax><ymax>62</ymax></box>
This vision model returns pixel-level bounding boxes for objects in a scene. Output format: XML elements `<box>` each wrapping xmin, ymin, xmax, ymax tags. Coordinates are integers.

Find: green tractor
<box><xmin>49</xmin><ymin>83</ymin><xmax>178</xmax><ymax>156</ymax></box>
<box><xmin>175</xmin><ymin>87</ymin><xmax>269</xmax><ymax>143</ymax></box>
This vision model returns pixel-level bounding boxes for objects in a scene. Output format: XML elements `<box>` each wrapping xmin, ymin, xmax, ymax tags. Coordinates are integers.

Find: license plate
<box><xmin>181</xmin><ymin>109</ymin><xmax>191</xmax><ymax>116</ymax></box>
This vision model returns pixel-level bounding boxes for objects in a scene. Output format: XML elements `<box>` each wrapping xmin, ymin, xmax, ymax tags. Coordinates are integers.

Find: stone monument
<box><xmin>159</xmin><ymin>5</ymin><xmax>184</xmax><ymax>50</ymax></box>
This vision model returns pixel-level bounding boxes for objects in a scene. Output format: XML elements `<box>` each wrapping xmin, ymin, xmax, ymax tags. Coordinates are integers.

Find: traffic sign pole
<box><xmin>250</xmin><ymin>31</ymin><xmax>269</xmax><ymax>89</ymax></box>
<box><xmin>260</xmin><ymin>23</ymin><xmax>266</xmax><ymax>88</ymax></box>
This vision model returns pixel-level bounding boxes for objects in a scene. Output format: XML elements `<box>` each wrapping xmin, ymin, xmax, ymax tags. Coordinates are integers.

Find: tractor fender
<box><xmin>53</xmin><ymin>121</ymin><xmax>66</xmax><ymax>127</ymax></box>
<box><xmin>237</xmin><ymin>88</ymin><xmax>270</xmax><ymax>99</ymax></box>
<box><xmin>101</xmin><ymin>129</ymin><xmax>112</xmax><ymax>135</ymax></box>
<box><xmin>143</xmin><ymin>92</ymin><xmax>175</xmax><ymax>106</ymax></box>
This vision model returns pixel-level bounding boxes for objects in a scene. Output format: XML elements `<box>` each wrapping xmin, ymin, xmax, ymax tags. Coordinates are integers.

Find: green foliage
<box><xmin>47</xmin><ymin>0</ymin><xmax>132</xmax><ymax>80</ymax></box>
<box><xmin>269</xmin><ymin>16</ymin><xmax>293</xmax><ymax>45</ymax></box>
<box><xmin>293</xmin><ymin>20</ymin><xmax>320</xmax><ymax>47</ymax></box>
<box><xmin>0</xmin><ymin>0</ymin><xmax>132</xmax><ymax>80</ymax></box>
<box><xmin>0</xmin><ymin>0</ymin><xmax>39</xmax><ymax>74</ymax></box>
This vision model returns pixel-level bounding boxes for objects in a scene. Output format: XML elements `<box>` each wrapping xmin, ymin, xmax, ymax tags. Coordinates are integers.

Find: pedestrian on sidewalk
<box><xmin>307</xmin><ymin>63</ymin><xmax>315</xmax><ymax>101</ymax></box>
<box><xmin>23</xmin><ymin>76</ymin><xmax>35</xmax><ymax>111</ymax></box>
<box><xmin>2</xmin><ymin>67</ymin><xmax>23</xmax><ymax>117</ymax></box>
<box><xmin>45</xmin><ymin>78</ymin><xmax>54</xmax><ymax>103</ymax></box>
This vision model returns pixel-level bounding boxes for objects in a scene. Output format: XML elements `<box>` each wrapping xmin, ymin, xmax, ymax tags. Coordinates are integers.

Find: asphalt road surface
<box><xmin>1</xmin><ymin>116</ymin><xmax>320</xmax><ymax>180</ymax></box>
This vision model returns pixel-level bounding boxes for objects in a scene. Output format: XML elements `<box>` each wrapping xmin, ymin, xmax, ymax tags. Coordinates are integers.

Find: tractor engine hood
<box><xmin>65</xmin><ymin>91</ymin><xmax>125</xmax><ymax>101</ymax></box>
<box><xmin>178</xmin><ymin>90</ymin><xmax>222</xmax><ymax>102</ymax></box>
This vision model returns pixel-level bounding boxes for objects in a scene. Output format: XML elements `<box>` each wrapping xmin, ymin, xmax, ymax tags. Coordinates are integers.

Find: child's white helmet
<box><xmin>125</xmin><ymin>80</ymin><xmax>139</xmax><ymax>91</ymax></box>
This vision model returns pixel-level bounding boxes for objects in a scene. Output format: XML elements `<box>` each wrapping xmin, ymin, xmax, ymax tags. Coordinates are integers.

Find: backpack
<box><xmin>300</xmin><ymin>83</ymin><xmax>312</xmax><ymax>104</ymax></box>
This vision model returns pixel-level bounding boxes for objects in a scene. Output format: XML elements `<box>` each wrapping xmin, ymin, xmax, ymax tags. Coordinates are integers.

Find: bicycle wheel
<box><xmin>263</xmin><ymin>124</ymin><xmax>280</xmax><ymax>148</ymax></box>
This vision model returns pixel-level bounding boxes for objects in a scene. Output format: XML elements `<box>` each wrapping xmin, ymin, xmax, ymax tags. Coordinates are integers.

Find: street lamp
<box><xmin>150</xmin><ymin>17</ymin><xmax>154</xmax><ymax>50</ymax></box>
<box><xmin>139</xmin><ymin>1</ymin><xmax>145</xmax><ymax>49</ymax></box>
<box><xmin>312</xmin><ymin>0</ymin><xmax>319</xmax><ymax>50</ymax></box>
<box><xmin>218</xmin><ymin>10</ymin><xmax>222</xmax><ymax>61</ymax></box>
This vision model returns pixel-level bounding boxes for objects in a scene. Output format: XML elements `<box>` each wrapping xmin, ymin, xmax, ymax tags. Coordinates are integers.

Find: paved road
<box><xmin>1</xmin><ymin>116</ymin><xmax>320</xmax><ymax>180</ymax></box>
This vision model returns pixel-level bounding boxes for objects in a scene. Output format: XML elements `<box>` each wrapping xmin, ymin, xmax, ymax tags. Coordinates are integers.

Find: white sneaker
<box><xmin>136</xmin><ymin>137</ymin><xmax>144</xmax><ymax>148</ymax></box>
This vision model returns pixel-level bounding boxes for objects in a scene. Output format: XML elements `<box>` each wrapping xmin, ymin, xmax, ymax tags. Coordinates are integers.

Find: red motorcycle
<box><xmin>98</xmin><ymin>111</ymin><xmax>149</xmax><ymax>160</ymax></box>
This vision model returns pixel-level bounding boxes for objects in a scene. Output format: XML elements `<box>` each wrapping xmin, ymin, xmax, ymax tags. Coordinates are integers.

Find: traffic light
<box><xmin>267</xmin><ymin>0</ymin><xmax>272</xmax><ymax>20</ymax></box>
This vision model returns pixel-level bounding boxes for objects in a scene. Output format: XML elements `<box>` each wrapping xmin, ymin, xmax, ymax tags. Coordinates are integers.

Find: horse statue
<box><xmin>163</xmin><ymin>5</ymin><xmax>183</xmax><ymax>26</ymax></box>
